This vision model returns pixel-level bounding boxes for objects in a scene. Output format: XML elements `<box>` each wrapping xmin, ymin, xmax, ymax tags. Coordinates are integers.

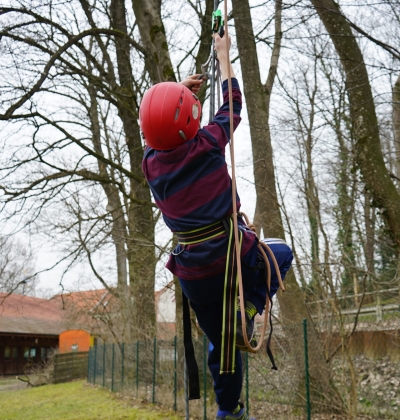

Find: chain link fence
<box><xmin>87</xmin><ymin>315</ymin><xmax>400</xmax><ymax>419</ymax></box>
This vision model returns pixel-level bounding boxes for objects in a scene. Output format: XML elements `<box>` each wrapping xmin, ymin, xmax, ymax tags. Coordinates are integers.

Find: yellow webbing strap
<box><xmin>220</xmin><ymin>218</ymin><xmax>243</xmax><ymax>374</ymax></box>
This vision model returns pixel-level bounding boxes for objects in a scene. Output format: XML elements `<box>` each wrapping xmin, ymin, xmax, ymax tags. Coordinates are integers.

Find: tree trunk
<box><xmin>129</xmin><ymin>0</ymin><xmax>214</xmax><ymax>339</ymax></box>
<box><xmin>336</xmin><ymin>114</ymin><xmax>357</xmax><ymax>298</ymax></box>
<box><xmin>87</xmin><ymin>84</ymin><xmax>128</xmax><ymax>294</ymax></box>
<box><xmin>131</xmin><ymin>0</ymin><xmax>176</xmax><ymax>82</ymax></box>
<box><xmin>111</xmin><ymin>0</ymin><xmax>156</xmax><ymax>340</ymax></box>
<box><xmin>232</xmin><ymin>1</ymin><xmax>281</xmax><ymax>238</ymax></box>
<box><xmin>393</xmin><ymin>75</ymin><xmax>400</xmax><ymax>297</ymax></box>
<box><xmin>86</xmin><ymin>83</ymin><xmax>134</xmax><ymax>341</ymax></box>
<box><xmin>394</xmin><ymin>74</ymin><xmax>400</xmax><ymax>183</ymax></box>
<box><xmin>311</xmin><ymin>0</ymin><xmax>400</xmax><ymax>249</ymax></box>
<box><xmin>302</xmin><ymin>70</ymin><xmax>322</xmax><ymax>295</ymax></box>
<box><xmin>232</xmin><ymin>0</ymin><xmax>300</xmax><ymax>326</ymax></box>
<box><xmin>232</xmin><ymin>0</ymin><xmax>344</xmax><ymax>412</ymax></box>
<box><xmin>364</xmin><ymin>191</ymin><xmax>376</xmax><ymax>290</ymax></box>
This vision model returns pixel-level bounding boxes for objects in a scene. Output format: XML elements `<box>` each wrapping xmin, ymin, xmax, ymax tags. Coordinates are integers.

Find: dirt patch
<box><xmin>0</xmin><ymin>377</ymin><xmax>27</xmax><ymax>392</ymax></box>
<box><xmin>246</xmin><ymin>401</ymin><xmax>379</xmax><ymax>420</ymax></box>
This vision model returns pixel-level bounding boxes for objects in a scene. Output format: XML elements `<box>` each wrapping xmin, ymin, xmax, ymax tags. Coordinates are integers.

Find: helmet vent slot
<box><xmin>174</xmin><ymin>108</ymin><xmax>180</xmax><ymax>121</ymax></box>
<box><xmin>187</xmin><ymin>116</ymin><xmax>190</xmax><ymax>126</ymax></box>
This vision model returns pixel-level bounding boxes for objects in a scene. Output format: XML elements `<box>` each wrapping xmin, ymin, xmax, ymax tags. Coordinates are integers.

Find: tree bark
<box><xmin>335</xmin><ymin>111</ymin><xmax>357</xmax><ymax>297</ymax></box>
<box><xmin>131</xmin><ymin>0</ymin><xmax>176</xmax><ymax>82</ymax></box>
<box><xmin>394</xmin><ymin>74</ymin><xmax>400</xmax><ymax>182</ymax></box>
<box><xmin>364</xmin><ymin>190</ymin><xmax>376</xmax><ymax>292</ymax></box>
<box><xmin>311</xmin><ymin>0</ymin><xmax>400</xmax><ymax>249</ymax></box>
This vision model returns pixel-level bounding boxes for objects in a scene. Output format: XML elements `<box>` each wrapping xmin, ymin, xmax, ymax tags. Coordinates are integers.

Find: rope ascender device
<box><xmin>199</xmin><ymin>7</ymin><xmax>225</xmax><ymax>120</ymax></box>
<box><xmin>183</xmin><ymin>0</ymin><xmax>285</xmax><ymax>401</ymax></box>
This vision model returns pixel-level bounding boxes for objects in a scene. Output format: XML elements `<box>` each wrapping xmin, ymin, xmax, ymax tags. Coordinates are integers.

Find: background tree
<box><xmin>232</xmin><ymin>0</ymin><xmax>344</xmax><ymax>411</ymax></box>
<box><xmin>0</xmin><ymin>236</ymin><xmax>37</xmax><ymax>295</ymax></box>
<box><xmin>0</xmin><ymin>0</ymin><xmax>214</xmax><ymax>341</ymax></box>
<box><xmin>311</xmin><ymin>0</ymin><xmax>400</xmax><ymax>250</ymax></box>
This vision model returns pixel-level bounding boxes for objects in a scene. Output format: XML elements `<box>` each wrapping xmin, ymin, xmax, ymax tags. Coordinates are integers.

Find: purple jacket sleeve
<box><xmin>201</xmin><ymin>78</ymin><xmax>242</xmax><ymax>151</ymax></box>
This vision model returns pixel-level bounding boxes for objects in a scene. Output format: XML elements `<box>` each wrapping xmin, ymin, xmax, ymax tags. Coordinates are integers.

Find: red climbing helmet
<box><xmin>139</xmin><ymin>82</ymin><xmax>202</xmax><ymax>150</ymax></box>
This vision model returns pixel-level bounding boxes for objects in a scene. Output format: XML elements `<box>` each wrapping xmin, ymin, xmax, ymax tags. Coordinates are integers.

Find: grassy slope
<box><xmin>0</xmin><ymin>380</ymin><xmax>182</xmax><ymax>420</ymax></box>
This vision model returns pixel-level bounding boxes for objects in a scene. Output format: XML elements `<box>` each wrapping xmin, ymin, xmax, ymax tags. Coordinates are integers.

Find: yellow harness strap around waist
<box><xmin>176</xmin><ymin>220</ymin><xmax>226</xmax><ymax>245</ymax></box>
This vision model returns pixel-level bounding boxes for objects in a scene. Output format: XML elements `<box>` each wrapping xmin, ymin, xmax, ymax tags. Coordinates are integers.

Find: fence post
<box><xmin>245</xmin><ymin>351</ymin><xmax>249</xmax><ymax>414</ymax></box>
<box><xmin>376</xmin><ymin>294</ymin><xmax>383</xmax><ymax>322</ymax></box>
<box><xmin>87</xmin><ymin>347</ymin><xmax>92</xmax><ymax>383</ymax></box>
<box><xmin>203</xmin><ymin>334</ymin><xmax>207</xmax><ymax>420</ymax></box>
<box><xmin>70</xmin><ymin>352</ymin><xmax>74</xmax><ymax>382</ymax></box>
<box><xmin>303</xmin><ymin>319</ymin><xmax>311</xmax><ymax>420</ymax></box>
<box><xmin>111</xmin><ymin>343</ymin><xmax>115</xmax><ymax>392</ymax></box>
<box><xmin>174</xmin><ymin>336</ymin><xmax>177</xmax><ymax>412</ymax></box>
<box><xmin>93</xmin><ymin>345</ymin><xmax>97</xmax><ymax>385</ymax></box>
<box><xmin>102</xmin><ymin>342</ymin><xmax>106</xmax><ymax>388</ymax></box>
<box><xmin>152</xmin><ymin>337</ymin><xmax>157</xmax><ymax>404</ymax></box>
<box><xmin>136</xmin><ymin>341</ymin><xmax>139</xmax><ymax>398</ymax></box>
<box><xmin>121</xmin><ymin>342</ymin><xmax>125</xmax><ymax>391</ymax></box>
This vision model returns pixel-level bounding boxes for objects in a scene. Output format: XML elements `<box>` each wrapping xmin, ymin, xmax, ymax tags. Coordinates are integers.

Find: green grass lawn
<box><xmin>0</xmin><ymin>380</ymin><xmax>182</xmax><ymax>420</ymax></box>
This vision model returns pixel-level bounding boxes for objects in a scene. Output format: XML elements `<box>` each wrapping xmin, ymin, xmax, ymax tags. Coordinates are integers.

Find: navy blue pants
<box><xmin>179</xmin><ymin>238</ymin><xmax>293</xmax><ymax>411</ymax></box>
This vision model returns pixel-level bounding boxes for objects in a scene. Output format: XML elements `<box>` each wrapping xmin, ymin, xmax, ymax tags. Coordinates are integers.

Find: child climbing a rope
<box><xmin>141</xmin><ymin>33</ymin><xmax>293</xmax><ymax>420</ymax></box>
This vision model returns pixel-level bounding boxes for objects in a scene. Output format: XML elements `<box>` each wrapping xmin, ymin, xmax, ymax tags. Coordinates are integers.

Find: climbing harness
<box><xmin>182</xmin><ymin>0</ymin><xmax>286</xmax><ymax>400</ymax></box>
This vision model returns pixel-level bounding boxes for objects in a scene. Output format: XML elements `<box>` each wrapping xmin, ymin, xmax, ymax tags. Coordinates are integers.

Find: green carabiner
<box><xmin>212</xmin><ymin>9</ymin><xmax>224</xmax><ymax>37</ymax></box>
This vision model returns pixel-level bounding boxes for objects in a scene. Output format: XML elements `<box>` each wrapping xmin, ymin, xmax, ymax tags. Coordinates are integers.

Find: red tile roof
<box><xmin>51</xmin><ymin>289</ymin><xmax>113</xmax><ymax>312</ymax></box>
<box><xmin>0</xmin><ymin>293</ymin><xmax>66</xmax><ymax>336</ymax></box>
<box><xmin>50</xmin><ymin>289</ymin><xmax>116</xmax><ymax>336</ymax></box>
<box><xmin>0</xmin><ymin>286</ymin><xmax>176</xmax><ymax>338</ymax></box>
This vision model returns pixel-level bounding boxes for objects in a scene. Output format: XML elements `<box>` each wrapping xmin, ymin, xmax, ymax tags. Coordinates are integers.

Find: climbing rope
<box><xmin>221</xmin><ymin>0</ymin><xmax>286</xmax><ymax>354</ymax></box>
<box><xmin>198</xmin><ymin>0</ymin><xmax>286</xmax><ymax>357</ymax></box>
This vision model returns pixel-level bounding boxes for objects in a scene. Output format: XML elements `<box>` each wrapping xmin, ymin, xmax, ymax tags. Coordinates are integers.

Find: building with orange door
<box><xmin>0</xmin><ymin>283</ymin><xmax>176</xmax><ymax>375</ymax></box>
<box><xmin>0</xmin><ymin>293</ymin><xmax>65</xmax><ymax>375</ymax></box>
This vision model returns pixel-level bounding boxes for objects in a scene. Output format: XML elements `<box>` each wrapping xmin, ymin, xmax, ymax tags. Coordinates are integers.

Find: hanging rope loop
<box><xmin>221</xmin><ymin>1</ymin><xmax>285</xmax><ymax>355</ymax></box>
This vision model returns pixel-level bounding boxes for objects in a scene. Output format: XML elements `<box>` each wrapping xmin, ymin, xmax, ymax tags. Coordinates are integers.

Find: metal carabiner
<box><xmin>199</xmin><ymin>54</ymin><xmax>212</xmax><ymax>81</ymax></box>
<box><xmin>171</xmin><ymin>244</ymin><xmax>186</xmax><ymax>256</ymax></box>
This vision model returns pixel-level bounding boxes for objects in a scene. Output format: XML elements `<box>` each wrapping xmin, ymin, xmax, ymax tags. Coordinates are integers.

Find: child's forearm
<box><xmin>218</xmin><ymin>53</ymin><xmax>236</xmax><ymax>82</ymax></box>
